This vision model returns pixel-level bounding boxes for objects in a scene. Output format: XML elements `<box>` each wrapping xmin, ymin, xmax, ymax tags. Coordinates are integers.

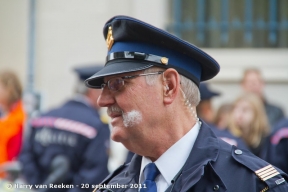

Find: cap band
<box><xmin>108</xmin><ymin>41</ymin><xmax>202</xmax><ymax>82</ymax></box>
<box><xmin>106</xmin><ymin>52</ymin><xmax>169</xmax><ymax>65</ymax></box>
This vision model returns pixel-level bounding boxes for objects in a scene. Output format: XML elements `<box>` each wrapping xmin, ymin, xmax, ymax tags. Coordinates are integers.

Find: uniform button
<box><xmin>213</xmin><ymin>185</ymin><xmax>220</xmax><ymax>191</ymax></box>
<box><xmin>234</xmin><ymin>149</ymin><xmax>243</xmax><ymax>155</ymax></box>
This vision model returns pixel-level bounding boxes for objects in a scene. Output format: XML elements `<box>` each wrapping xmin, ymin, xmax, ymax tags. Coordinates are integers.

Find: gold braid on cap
<box><xmin>106</xmin><ymin>26</ymin><xmax>114</xmax><ymax>50</ymax></box>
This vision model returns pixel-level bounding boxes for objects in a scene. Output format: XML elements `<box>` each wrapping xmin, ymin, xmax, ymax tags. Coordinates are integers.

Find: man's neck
<box><xmin>142</xmin><ymin>117</ymin><xmax>199</xmax><ymax>161</ymax></box>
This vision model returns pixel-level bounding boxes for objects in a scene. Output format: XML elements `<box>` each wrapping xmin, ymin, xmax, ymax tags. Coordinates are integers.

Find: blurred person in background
<box><xmin>196</xmin><ymin>83</ymin><xmax>219</xmax><ymax>124</ymax></box>
<box><xmin>19</xmin><ymin>66</ymin><xmax>110</xmax><ymax>192</ymax></box>
<box><xmin>241</xmin><ymin>68</ymin><xmax>285</xmax><ymax>128</ymax></box>
<box><xmin>262</xmin><ymin>118</ymin><xmax>288</xmax><ymax>174</ymax></box>
<box><xmin>228</xmin><ymin>93</ymin><xmax>270</xmax><ymax>157</ymax></box>
<box><xmin>214</xmin><ymin>103</ymin><xmax>233</xmax><ymax>130</ymax></box>
<box><xmin>0</xmin><ymin>70</ymin><xmax>25</xmax><ymax>177</ymax></box>
<box><xmin>197</xmin><ymin>83</ymin><xmax>247</xmax><ymax>149</ymax></box>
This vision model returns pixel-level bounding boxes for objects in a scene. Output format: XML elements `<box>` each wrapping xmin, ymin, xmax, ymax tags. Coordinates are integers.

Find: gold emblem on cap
<box><xmin>160</xmin><ymin>57</ymin><xmax>168</xmax><ymax>65</ymax></box>
<box><xmin>106</xmin><ymin>26</ymin><xmax>114</xmax><ymax>50</ymax></box>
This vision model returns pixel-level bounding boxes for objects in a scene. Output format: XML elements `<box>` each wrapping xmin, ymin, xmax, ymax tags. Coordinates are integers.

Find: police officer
<box><xmin>85</xmin><ymin>16</ymin><xmax>288</xmax><ymax>192</ymax></box>
<box><xmin>262</xmin><ymin>118</ymin><xmax>288</xmax><ymax>174</ymax></box>
<box><xmin>19</xmin><ymin>66</ymin><xmax>110</xmax><ymax>192</ymax></box>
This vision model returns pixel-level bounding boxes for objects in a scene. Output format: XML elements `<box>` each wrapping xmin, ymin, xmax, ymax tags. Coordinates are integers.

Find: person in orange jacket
<box><xmin>0</xmin><ymin>70</ymin><xmax>25</xmax><ymax>170</ymax></box>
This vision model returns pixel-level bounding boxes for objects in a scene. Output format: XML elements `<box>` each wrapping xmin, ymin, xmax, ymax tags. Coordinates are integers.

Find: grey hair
<box><xmin>179</xmin><ymin>75</ymin><xmax>200</xmax><ymax>106</ymax></box>
<box><xmin>144</xmin><ymin>67</ymin><xmax>200</xmax><ymax>107</ymax></box>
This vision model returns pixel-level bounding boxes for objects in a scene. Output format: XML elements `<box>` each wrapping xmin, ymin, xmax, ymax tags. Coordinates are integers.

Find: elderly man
<box><xmin>85</xmin><ymin>16</ymin><xmax>288</xmax><ymax>192</ymax></box>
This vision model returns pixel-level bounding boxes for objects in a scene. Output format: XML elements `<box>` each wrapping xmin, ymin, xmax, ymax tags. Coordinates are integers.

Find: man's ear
<box><xmin>162</xmin><ymin>68</ymin><xmax>180</xmax><ymax>105</ymax></box>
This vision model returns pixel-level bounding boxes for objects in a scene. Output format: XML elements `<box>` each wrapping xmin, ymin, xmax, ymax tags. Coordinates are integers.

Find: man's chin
<box><xmin>111</xmin><ymin>132</ymin><xmax>125</xmax><ymax>143</ymax></box>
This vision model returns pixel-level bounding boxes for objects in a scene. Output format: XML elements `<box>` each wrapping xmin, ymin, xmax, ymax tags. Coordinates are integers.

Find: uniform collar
<box><xmin>122</xmin><ymin>121</ymin><xmax>220</xmax><ymax>191</ymax></box>
<box><xmin>139</xmin><ymin>120</ymin><xmax>201</xmax><ymax>189</ymax></box>
<box><xmin>177</xmin><ymin>120</ymin><xmax>220</xmax><ymax>191</ymax></box>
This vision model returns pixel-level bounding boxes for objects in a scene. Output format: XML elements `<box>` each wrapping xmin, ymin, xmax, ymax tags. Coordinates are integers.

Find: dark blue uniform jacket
<box><xmin>94</xmin><ymin>122</ymin><xmax>288</xmax><ymax>192</ymax></box>
<box><xmin>209</xmin><ymin>125</ymin><xmax>248</xmax><ymax>150</ymax></box>
<box><xmin>125</xmin><ymin>125</ymin><xmax>248</xmax><ymax>164</ymax></box>
<box><xmin>19</xmin><ymin>99</ymin><xmax>110</xmax><ymax>192</ymax></box>
<box><xmin>265</xmin><ymin>102</ymin><xmax>285</xmax><ymax>129</ymax></box>
<box><xmin>262</xmin><ymin>118</ymin><xmax>288</xmax><ymax>174</ymax></box>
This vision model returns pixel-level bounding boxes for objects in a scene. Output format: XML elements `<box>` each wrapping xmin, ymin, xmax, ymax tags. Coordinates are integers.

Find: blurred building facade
<box><xmin>168</xmin><ymin>0</ymin><xmax>288</xmax><ymax>48</ymax></box>
<box><xmin>0</xmin><ymin>0</ymin><xmax>287</xmax><ymax>116</ymax></box>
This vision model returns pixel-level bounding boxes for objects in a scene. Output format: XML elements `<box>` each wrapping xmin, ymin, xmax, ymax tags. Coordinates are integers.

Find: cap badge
<box><xmin>106</xmin><ymin>26</ymin><xmax>114</xmax><ymax>50</ymax></box>
<box><xmin>160</xmin><ymin>57</ymin><xmax>168</xmax><ymax>65</ymax></box>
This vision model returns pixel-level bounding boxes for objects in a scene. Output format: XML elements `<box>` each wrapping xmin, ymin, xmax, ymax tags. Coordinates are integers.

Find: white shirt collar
<box><xmin>139</xmin><ymin>120</ymin><xmax>201</xmax><ymax>190</ymax></box>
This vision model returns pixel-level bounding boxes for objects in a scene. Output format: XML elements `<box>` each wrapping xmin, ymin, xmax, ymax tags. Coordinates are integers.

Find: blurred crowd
<box><xmin>196</xmin><ymin>68</ymin><xmax>287</xmax><ymax>172</ymax></box>
<box><xmin>0</xmin><ymin>66</ymin><xmax>287</xmax><ymax>191</ymax></box>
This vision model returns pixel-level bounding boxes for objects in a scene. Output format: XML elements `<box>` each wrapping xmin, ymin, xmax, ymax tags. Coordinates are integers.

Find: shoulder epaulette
<box><xmin>255</xmin><ymin>165</ymin><xmax>281</xmax><ymax>182</ymax></box>
<box><xmin>231</xmin><ymin>145</ymin><xmax>287</xmax><ymax>190</ymax></box>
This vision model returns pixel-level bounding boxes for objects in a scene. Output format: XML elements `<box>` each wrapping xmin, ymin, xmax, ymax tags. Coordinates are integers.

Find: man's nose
<box><xmin>97</xmin><ymin>87</ymin><xmax>115</xmax><ymax>107</ymax></box>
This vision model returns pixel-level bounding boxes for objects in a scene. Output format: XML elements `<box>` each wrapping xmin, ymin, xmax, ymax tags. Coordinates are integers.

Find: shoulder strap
<box><xmin>230</xmin><ymin>145</ymin><xmax>288</xmax><ymax>190</ymax></box>
<box><xmin>217</xmin><ymin>137</ymin><xmax>233</xmax><ymax>152</ymax></box>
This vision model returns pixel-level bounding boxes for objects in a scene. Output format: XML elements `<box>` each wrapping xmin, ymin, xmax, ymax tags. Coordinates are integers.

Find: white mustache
<box><xmin>123</xmin><ymin>110</ymin><xmax>142</xmax><ymax>128</ymax></box>
<box><xmin>107</xmin><ymin>106</ymin><xmax>143</xmax><ymax>128</ymax></box>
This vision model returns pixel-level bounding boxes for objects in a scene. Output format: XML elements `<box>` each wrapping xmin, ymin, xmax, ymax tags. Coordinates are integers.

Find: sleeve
<box><xmin>264</xmin><ymin>138</ymin><xmax>288</xmax><ymax>175</ymax></box>
<box><xmin>18</xmin><ymin>126</ymin><xmax>43</xmax><ymax>185</ymax></box>
<box><xmin>269</xmin><ymin>183</ymin><xmax>288</xmax><ymax>192</ymax></box>
<box><xmin>68</xmin><ymin>123</ymin><xmax>110</xmax><ymax>192</ymax></box>
<box><xmin>274</xmin><ymin>108</ymin><xmax>285</xmax><ymax>126</ymax></box>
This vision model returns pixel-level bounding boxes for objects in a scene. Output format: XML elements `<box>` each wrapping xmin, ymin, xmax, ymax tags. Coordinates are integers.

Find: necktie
<box><xmin>140</xmin><ymin>163</ymin><xmax>160</xmax><ymax>192</ymax></box>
